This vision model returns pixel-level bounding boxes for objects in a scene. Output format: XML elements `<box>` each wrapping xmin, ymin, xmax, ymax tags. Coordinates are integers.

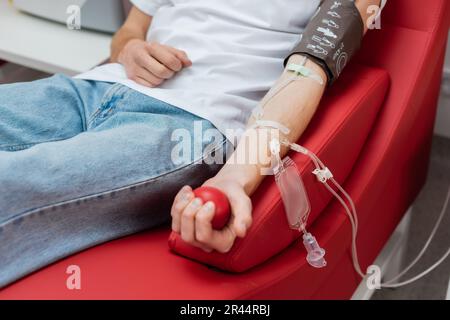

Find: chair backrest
<box><xmin>357</xmin><ymin>0</ymin><xmax>450</xmax><ymax>68</ymax></box>
<box><xmin>382</xmin><ymin>0</ymin><xmax>449</xmax><ymax>32</ymax></box>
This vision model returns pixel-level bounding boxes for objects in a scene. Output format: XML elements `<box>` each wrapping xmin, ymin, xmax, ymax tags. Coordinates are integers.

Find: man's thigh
<box><xmin>0</xmin><ymin>142</ymin><xmax>226</xmax><ymax>288</ymax></box>
<box><xmin>0</xmin><ymin>105</ymin><xmax>228</xmax><ymax>219</ymax></box>
<box><xmin>0</xmin><ymin>103</ymin><xmax>229</xmax><ymax>287</ymax></box>
<box><xmin>0</xmin><ymin>74</ymin><xmax>112</xmax><ymax>151</ymax></box>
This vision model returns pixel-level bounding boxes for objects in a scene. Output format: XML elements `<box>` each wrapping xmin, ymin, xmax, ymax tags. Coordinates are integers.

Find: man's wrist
<box><xmin>111</xmin><ymin>33</ymin><xmax>143</xmax><ymax>63</ymax></box>
<box><xmin>217</xmin><ymin>126</ymin><xmax>281</xmax><ymax>195</ymax></box>
<box><xmin>215</xmin><ymin>161</ymin><xmax>263</xmax><ymax>196</ymax></box>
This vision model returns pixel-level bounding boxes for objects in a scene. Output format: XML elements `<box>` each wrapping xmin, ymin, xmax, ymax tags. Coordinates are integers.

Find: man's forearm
<box><xmin>110</xmin><ymin>26</ymin><xmax>147</xmax><ymax>62</ymax></box>
<box><xmin>215</xmin><ymin>55</ymin><xmax>326</xmax><ymax>195</ymax></box>
<box><xmin>215</xmin><ymin>0</ymin><xmax>382</xmax><ymax>195</ymax></box>
<box><xmin>110</xmin><ymin>7</ymin><xmax>153</xmax><ymax>63</ymax></box>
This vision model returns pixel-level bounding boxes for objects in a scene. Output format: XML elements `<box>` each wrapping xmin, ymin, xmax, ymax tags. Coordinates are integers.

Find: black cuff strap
<box><xmin>284</xmin><ymin>0</ymin><xmax>364</xmax><ymax>86</ymax></box>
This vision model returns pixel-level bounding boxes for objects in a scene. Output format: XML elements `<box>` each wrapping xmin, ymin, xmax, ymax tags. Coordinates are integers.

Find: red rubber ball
<box><xmin>193</xmin><ymin>186</ymin><xmax>231</xmax><ymax>230</ymax></box>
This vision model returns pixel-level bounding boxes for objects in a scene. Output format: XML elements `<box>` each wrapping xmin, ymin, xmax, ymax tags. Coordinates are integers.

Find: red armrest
<box><xmin>169</xmin><ymin>63</ymin><xmax>390</xmax><ymax>272</ymax></box>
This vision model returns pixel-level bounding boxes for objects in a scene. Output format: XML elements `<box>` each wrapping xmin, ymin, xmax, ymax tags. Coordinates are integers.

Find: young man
<box><xmin>0</xmin><ymin>0</ymin><xmax>382</xmax><ymax>287</ymax></box>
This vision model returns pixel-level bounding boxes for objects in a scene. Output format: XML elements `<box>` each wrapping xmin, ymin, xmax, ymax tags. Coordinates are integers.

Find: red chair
<box><xmin>1</xmin><ymin>0</ymin><xmax>449</xmax><ymax>299</ymax></box>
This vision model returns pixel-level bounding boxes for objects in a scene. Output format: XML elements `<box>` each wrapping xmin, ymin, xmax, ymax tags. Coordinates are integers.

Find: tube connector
<box><xmin>312</xmin><ymin>167</ymin><xmax>333</xmax><ymax>183</ymax></box>
<box><xmin>303</xmin><ymin>232</ymin><xmax>327</xmax><ymax>268</ymax></box>
<box><xmin>286</xmin><ymin>141</ymin><xmax>308</xmax><ymax>154</ymax></box>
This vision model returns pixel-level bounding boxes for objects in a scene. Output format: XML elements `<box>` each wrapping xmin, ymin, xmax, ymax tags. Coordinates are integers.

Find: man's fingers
<box><xmin>138</xmin><ymin>49</ymin><xmax>175</xmax><ymax>79</ymax></box>
<box><xmin>166</xmin><ymin>46</ymin><xmax>192</xmax><ymax>67</ymax></box>
<box><xmin>171</xmin><ymin>188</ymin><xmax>212</xmax><ymax>253</ymax></box>
<box><xmin>194</xmin><ymin>201</ymin><xmax>236</xmax><ymax>253</ymax></box>
<box><xmin>134</xmin><ymin>76</ymin><xmax>154</xmax><ymax>88</ymax></box>
<box><xmin>195</xmin><ymin>201</ymin><xmax>215</xmax><ymax>243</ymax></box>
<box><xmin>227</xmin><ymin>189</ymin><xmax>252</xmax><ymax>238</ymax></box>
<box><xmin>136</xmin><ymin>68</ymin><xmax>164</xmax><ymax>87</ymax></box>
<box><xmin>148</xmin><ymin>43</ymin><xmax>183</xmax><ymax>71</ymax></box>
<box><xmin>173</xmin><ymin>185</ymin><xmax>193</xmax><ymax>203</ymax></box>
<box><xmin>171</xmin><ymin>186</ymin><xmax>193</xmax><ymax>233</ymax></box>
<box><xmin>209</xmin><ymin>227</ymin><xmax>236</xmax><ymax>253</ymax></box>
<box><xmin>150</xmin><ymin>45</ymin><xmax>184</xmax><ymax>72</ymax></box>
<box><xmin>180</xmin><ymin>197</ymin><xmax>203</xmax><ymax>243</ymax></box>
<box><xmin>193</xmin><ymin>201</ymin><xmax>215</xmax><ymax>253</ymax></box>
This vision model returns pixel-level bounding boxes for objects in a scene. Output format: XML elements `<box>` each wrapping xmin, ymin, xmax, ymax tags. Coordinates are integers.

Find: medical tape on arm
<box><xmin>252</xmin><ymin>55</ymin><xmax>325</xmax><ymax>120</ymax></box>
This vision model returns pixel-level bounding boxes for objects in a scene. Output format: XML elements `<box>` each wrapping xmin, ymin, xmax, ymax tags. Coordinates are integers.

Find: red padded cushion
<box><xmin>381</xmin><ymin>0</ymin><xmax>447</xmax><ymax>32</ymax></box>
<box><xmin>168</xmin><ymin>63</ymin><xmax>390</xmax><ymax>272</ymax></box>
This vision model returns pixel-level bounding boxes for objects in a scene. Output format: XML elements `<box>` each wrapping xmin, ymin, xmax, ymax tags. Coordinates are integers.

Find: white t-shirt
<box><xmin>75</xmin><ymin>0</ymin><xmax>321</xmax><ymax>142</ymax></box>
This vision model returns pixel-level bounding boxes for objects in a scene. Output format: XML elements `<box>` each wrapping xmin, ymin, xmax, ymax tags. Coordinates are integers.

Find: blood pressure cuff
<box><xmin>285</xmin><ymin>0</ymin><xmax>364</xmax><ymax>85</ymax></box>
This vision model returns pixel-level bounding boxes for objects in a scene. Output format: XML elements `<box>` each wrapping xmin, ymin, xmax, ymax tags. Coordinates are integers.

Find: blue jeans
<box><xmin>0</xmin><ymin>74</ymin><xmax>228</xmax><ymax>288</ymax></box>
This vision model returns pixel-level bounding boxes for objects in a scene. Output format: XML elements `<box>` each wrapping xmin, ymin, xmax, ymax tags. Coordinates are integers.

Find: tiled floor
<box><xmin>373</xmin><ymin>135</ymin><xmax>450</xmax><ymax>300</ymax></box>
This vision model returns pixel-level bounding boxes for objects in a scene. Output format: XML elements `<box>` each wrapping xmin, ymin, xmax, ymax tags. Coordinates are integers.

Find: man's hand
<box><xmin>110</xmin><ymin>6</ymin><xmax>192</xmax><ymax>87</ymax></box>
<box><xmin>171</xmin><ymin>178</ymin><xmax>252</xmax><ymax>253</ymax></box>
<box><xmin>118</xmin><ymin>39</ymin><xmax>192</xmax><ymax>88</ymax></box>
